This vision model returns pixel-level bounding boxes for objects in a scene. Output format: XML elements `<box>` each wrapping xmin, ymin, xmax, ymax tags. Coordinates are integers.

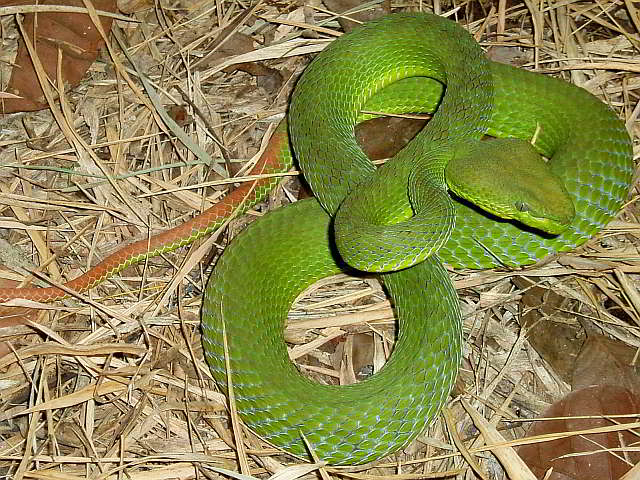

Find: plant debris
<box><xmin>0</xmin><ymin>0</ymin><xmax>638</xmax><ymax>478</ymax></box>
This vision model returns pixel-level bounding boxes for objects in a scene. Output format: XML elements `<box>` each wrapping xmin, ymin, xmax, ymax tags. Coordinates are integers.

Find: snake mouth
<box><xmin>448</xmin><ymin>190</ymin><xmax>568</xmax><ymax>238</ymax></box>
<box><xmin>513</xmin><ymin>208</ymin><xmax>574</xmax><ymax>235</ymax></box>
<box><xmin>515</xmin><ymin>215</ymin><xmax>571</xmax><ymax>235</ymax></box>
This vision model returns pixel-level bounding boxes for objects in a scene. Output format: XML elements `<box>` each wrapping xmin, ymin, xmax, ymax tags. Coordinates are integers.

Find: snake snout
<box><xmin>513</xmin><ymin>194</ymin><xmax>575</xmax><ymax>235</ymax></box>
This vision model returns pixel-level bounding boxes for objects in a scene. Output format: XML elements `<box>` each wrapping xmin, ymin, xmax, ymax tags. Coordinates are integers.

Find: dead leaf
<box><xmin>514</xmin><ymin>276</ymin><xmax>586</xmax><ymax>383</ymax></box>
<box><xmin>355</xmin><ymin>116</ymin><xmax>428</xmax><ymax>161</ymax></box>
<box><xmin>6</xmin><ymin>376</ymin><xmax>151</xmax><ymax>418</ymax></box>
<box><xmin>1</xmin><ymin>0</ymin><xmax>117</xmax><ymax>113</ymax></box>
<box><xmin>331</xmin><ymin>332</ymin><xmax>374</xmax><ymax>384</ymax></box>
<box><xmin>572</xmin><ymin>334</ymin><xmax>640</xmax><ymax>396</ymax></box>
<box><xmin>350</xmin><ymin>332</ymin><xmax>374</xmax><ymax>379</ymax></box>
<box><xmin>198</xmin><ymin>8</ymin><xmax>284</xmax><ymax>95</ymax></box>
<box><xmin>217</xmin><ymin>32</ymin><xmax>284</xmax><ymax>94</ymax></box>
<box><xmin>167</xmin><ymin>105</ymin><xmax>191</xmax><ymax>127</ymax></box>
<box><xmin>518</xmin><ymin>385</ymin><xmax>640</xmax><ymax>480</ymax></box>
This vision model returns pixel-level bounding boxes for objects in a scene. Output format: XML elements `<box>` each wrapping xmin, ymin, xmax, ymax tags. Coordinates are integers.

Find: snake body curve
<box><xmin>202</xmin><ymin>13</ymin><xmax>633</xmax><ymax>465</ymax></box>
<box><xmin>0</xmin><ymin>12</ymin><xmax>633</xmax><ymax>466</ymax></box>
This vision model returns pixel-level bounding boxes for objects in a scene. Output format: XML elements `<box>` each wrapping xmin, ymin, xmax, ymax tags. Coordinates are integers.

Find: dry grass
<box><xmin>0</xmin><ymin>0</ymin><xmax>638</xmax><ymax>478</ymax></box>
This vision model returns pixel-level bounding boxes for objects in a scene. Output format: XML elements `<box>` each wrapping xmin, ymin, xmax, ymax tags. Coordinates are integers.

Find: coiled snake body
<box><xmin>201</xmin><ymin>13</ymin><xmax>633</xmax><ymax>464</ymax></box>
<box><xmin>0</xmin><ymin>13</ymin><xmax>633</xmax><ymax>466</ymax></box>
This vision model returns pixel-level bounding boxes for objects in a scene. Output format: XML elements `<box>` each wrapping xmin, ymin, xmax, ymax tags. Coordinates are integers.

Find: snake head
<box><xmin>445</xmin><ymin>138</ymin><xmax>575</xmax><ymax>235</ymax></box>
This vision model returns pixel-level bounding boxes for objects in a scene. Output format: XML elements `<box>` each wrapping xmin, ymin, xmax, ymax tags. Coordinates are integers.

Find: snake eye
<box><xmin>515</xmin><ymin>201</ymin><xmax>530</xmax><ymax>212</ymax></box>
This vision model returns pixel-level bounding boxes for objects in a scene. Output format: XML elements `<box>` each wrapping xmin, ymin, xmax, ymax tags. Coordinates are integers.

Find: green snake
<box><xmin>199</xmin><ymin>12</ymin><xmax>634</xmax><ymax>465</ymax></box>
<box><xmin>201</xmin><ymin>13</ymin><xmax>633</xmax><ymax>465</ymax></box>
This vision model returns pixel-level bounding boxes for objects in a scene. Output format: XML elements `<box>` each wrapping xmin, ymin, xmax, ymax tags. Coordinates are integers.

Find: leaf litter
<box><xmin>0</xmin><ymin>0</ymin><xmax>638</xmax><ymax>478</ymax></box>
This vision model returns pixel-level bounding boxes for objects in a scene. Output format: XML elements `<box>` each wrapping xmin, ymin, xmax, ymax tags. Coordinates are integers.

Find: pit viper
<box><xmin>0</xmin><ymin>12</ymin><xmax>633</xmax><ymax>466</ymax></box>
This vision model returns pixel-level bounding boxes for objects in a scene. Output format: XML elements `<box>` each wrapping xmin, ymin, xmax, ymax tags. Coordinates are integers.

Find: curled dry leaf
<box><xmin>330</xmin><ymin>332</ymin><xmax>375</xmax><ymax>383</ymax></box>
<box><xmin>1</xmin><ymin>0</ymin><xmax>117</xmax><ymax>113</ymax></box>
<box><xmin>518</xmin><ymin>385</ymin><xmax>640</xmax><ymax>480</ymax></box>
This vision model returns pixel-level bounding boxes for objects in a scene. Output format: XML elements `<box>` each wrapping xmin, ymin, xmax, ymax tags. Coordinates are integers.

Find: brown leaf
<box><xmin>518</xmin><ymin>385</ymin><xmax>640</xmax><ymax>480</ymax></box>
<box><xmin>572</xmin><ymin>334</ymin><xmax>640</xmax><ymax>396</ymax></box>
<box><xmin>355</xmin><ymin>116</ymin><xmax>428</xmax><ymax>161</ymax></box>
<box><xmin>349</xmin><ymin>332</ymin><xmax>374</xmax><ymax>380</ymax></box>
<box><xmin>167</xmin><ymin>105</ymin><xmax>191</xmax><ymax>127</ymax></box>
<box><xmin>514</xmin><ymin>276</ymin><xmax>586</xmax><ymax>383</ymax></box>
<box><xmin>1</xmin><ymin>0</ymin><xmax>117</xmax><ymax>113</ymax></box>
<box><xmin>198</xmin><ymin>9</ymin><xmax>284</xmax><ymax>95</ymax></box>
